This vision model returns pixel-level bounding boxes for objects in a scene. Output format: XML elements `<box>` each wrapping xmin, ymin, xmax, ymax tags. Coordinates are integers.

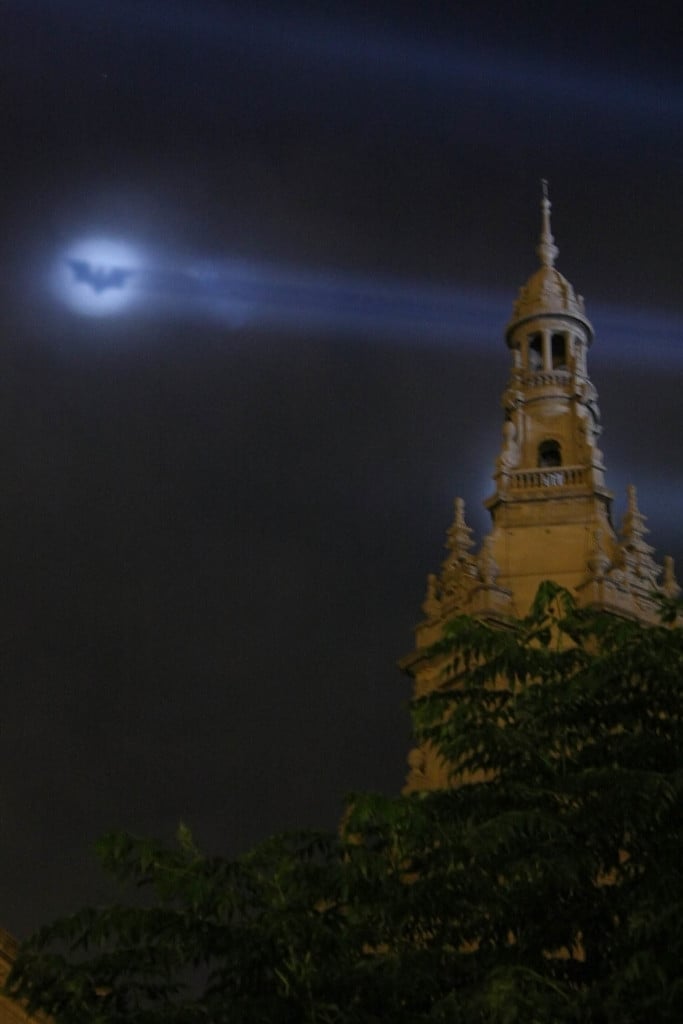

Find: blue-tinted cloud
<box><xmin>51</xmin><ymin>239</ymin><xmax>683</xmax><ymax>370</ymax></box>
<box><xmin>17</xmin><ymin>1</ymin><xmax>681</xmax><ymax>141</ymax></box>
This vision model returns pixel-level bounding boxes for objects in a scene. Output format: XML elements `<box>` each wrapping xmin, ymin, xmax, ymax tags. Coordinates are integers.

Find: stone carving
<box><xmin>587</xmin><ymin>528</ymin><xmax>611</xmax><ymax>579</ymax></box>
<box><xmin>662</xmin><ymin>556</ymin><xmax>681</xmax><ymax>599</ymax></box>
<box><xmin>478</xmin><ymin>536</ymin><xmax>500</xmax><ymax>586</ymax></box>
<box><xmin>619</xmin><ymin>484</ymin><xmax>660</xmax><ymax>587</ymax></box>
<box><xmin>577</xmin><ymin>411</ymin><xmax>605</xmax><ymax>468</ymax></box>
<box><xmin>496</xmin><ymin>419</ymin><xmax>520</xmax><ymax>471</ymax></box>
<box><xmin>421</xmin><ymin>573</ymin><xmax>441</xmax><ymax>619</ymax></box>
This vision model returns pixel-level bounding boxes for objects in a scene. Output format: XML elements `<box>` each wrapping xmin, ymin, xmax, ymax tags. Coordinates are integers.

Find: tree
<box><xmin>6</xmin><ymin>584</ymin><xmax>683</xmax><ymax>1023</ymax></box>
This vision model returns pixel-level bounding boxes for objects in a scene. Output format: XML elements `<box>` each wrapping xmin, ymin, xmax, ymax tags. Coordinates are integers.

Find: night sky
<box><xmin>2</xmin><ymin>0</ymin><xmax>683</xmax><ymax>938</ymax></box>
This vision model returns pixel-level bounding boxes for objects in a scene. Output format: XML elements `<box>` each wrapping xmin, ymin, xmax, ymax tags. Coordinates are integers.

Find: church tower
<box><xmin>403</xmin><ymin>185</ymin><xmax>680</xmax><ymax>791</ymax></box>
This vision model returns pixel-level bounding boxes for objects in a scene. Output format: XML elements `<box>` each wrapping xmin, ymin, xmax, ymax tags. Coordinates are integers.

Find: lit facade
<box><xmin>403</xmin><ymin>186</ymin><xmax>680</xmax><ymax>791</ymax></box>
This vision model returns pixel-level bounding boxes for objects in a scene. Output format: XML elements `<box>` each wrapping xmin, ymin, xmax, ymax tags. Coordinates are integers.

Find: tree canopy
<box><xmin>6</xmin><ymin>583</ymin><xmax>683</xmax><ymax>1023</ymax></box>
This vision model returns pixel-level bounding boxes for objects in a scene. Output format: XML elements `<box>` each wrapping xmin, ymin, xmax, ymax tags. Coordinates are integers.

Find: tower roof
<box><xmin>506</xmin><ymin>183</ymin><xmax>593</xmax><ymax>343</ymax></box>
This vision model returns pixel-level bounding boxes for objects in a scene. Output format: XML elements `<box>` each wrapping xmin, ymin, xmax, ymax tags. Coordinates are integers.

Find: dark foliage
<box><xmin>6</xmin><ymin>584</ymin><xmax>683</xmax><ymax>1022</ymax></box>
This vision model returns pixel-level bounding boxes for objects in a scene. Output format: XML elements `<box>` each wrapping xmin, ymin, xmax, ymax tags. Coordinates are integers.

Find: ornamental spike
<box><xmin>536</xmin><ymin>179</ymin><xmax>559</xmax><ymax>269</ymax></box>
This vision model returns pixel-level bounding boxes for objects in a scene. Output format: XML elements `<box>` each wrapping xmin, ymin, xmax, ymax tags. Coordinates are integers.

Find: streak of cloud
<box><xmin>52</xmin><ymin>241</ymin><xmax>683</xmax><ymax>369</ymax></box>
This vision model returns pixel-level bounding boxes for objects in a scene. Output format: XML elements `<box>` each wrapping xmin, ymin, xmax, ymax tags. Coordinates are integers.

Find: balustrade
<box><xmin>521</xmin><ymin>368</ymin><xmax>572</xmax><ymax>388</ymax></box>
<box><xmin>506</xmin><ymin>465</ymin><xmax>587</xmax><ymax>490</ymax></box>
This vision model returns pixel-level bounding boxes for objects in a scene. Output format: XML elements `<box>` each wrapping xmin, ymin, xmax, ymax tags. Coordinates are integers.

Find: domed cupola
<box><xmin>506</xmin><ymin>181</ymin><xmax>593</xmax><ymax>347</ymax></box>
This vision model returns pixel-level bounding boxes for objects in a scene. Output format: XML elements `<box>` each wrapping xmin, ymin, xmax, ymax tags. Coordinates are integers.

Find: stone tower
<box><xmin>402</xmin><ymin>185</ymin><xmax>680</xmax><ymax>791</ymax></box>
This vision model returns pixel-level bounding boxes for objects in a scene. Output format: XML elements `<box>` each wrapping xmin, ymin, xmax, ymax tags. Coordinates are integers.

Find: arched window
<box><xmin>538</xmin><ymin>440</ymin><xmax>562</xmax><ymax>467</ymax></box>
<box><xmin>551</xmin><ymin>333</ymin><xmax>567</xmax><ymax>369</ymax></box>
<box><xmin>528</xmin><ymin>333</ymin><xmax>543</xmax><ymax>370</ymax></box>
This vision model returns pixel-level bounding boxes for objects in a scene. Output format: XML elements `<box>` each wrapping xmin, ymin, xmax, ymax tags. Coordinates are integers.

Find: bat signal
<box><xmin>66</xmin><ymin>258</ymin><xmax>136</xmax><ymax>294</ymax></box>
<box><xmin>54</xmin><ymin>238</ymin><xmax>142</xmax><ymax>316</ymax></box>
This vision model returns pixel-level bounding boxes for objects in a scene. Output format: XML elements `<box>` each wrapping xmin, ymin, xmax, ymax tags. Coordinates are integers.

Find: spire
<box><xmin>440</xmin><ymin>497</ymin><xmax>477</xmax><ymax>604</ymax></box>
<box><xmin>421</xmin><ymin>573</ymin><xmax>441</xmax><ymax>619</ymax></box>
<box><xmin>507</xmin><ymin>184</ymin><xmax>591</xmax><ymax>338</ymax></box>
<box><xmin>619</xmin><ymin>484</ymin><xmax>659</xmax><ymax>586</ymax></box>
<box><xmin>621</xmin><ymin>484</ymin><xmax>652</xmax><ymax>552</ymax></box>
<box><xmin>445</xmin><ymin>497</ymin><xmax>475</xmax><ymax>562</ymax></box>
<box><xmin>536</xmin><ymin>179</ymin><xmax>559</xmax><ymax>269</ymax></box>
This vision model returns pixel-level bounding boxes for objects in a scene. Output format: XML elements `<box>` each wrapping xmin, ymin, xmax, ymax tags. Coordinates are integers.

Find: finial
<box><xmin>443</xmin><ymin>497</ymin><xmax>476</xmax><ymax>580</ymax></box>
<box><xmin>662</xmin><ymin>556</ymin><xmax>681</xmax><ymax>599</ymax></box>
<box><xmin>622</xmin><ymin>484</ymin><xmax>649</xmax><ymax>542</ymax></box>
<box><xmin>447</xmin><ymin>498</ymin><xmax>475</xmax><ymax>558</ymax></box>
<box><xmin>536</xmin><ymin>179</ymin><xmax>559</xmax><ymax>269</ymax></box>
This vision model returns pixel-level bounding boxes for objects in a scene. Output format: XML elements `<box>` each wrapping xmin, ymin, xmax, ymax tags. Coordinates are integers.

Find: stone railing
<box><xmin>520</xmin><ymin>368</ymin><xmax>573</xmax><ymax>388</ymax></box>
<box><xmin>506</xmin><ymin>465</ymin><xmax>587</xmax><ymax>490</ymax></box>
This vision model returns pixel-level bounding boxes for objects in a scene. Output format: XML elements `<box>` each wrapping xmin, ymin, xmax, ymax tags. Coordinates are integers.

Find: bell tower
<box><xmin>485</xmin><ymin>179</ymin><xmax>614</xmax><ymax>616</ymax></box>
<box><xmin>402</xmin><ymin>185</ymin><xmax>680</xmax><ymax>791</ymax></box>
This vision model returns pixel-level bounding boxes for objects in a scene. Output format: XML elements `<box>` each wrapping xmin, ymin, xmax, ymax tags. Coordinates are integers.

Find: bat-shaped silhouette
<box><xmin>67</xmin><ymin>258</ymin><xmax>135</xmax><ymax>294</ymax></box>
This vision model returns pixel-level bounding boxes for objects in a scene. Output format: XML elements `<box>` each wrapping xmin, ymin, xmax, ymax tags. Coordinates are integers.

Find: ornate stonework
<box><xmin>402</xmin><ymin>187</ymin><xmax>679</xmax><ymax>791</ymax></box>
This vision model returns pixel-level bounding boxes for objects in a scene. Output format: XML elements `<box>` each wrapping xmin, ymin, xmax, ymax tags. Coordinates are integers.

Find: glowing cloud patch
<box><xmin>45</xmin><ymin>239</ymin><xmax>683</xmax><ymax>371</ymax></box>
<box><xmin>54</xmin><ymin>238</ymin><xmax>143</xmax><ymax>317</ymax></box>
